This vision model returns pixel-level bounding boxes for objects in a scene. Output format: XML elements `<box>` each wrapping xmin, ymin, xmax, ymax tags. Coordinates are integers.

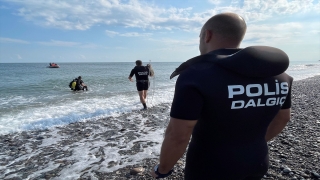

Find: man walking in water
<box><xmin>129</xmin><ymin>60</ymin><xmax>154</xmax><ymax>110</ymax></box>
<box><xmin>151</xmin><ymin>13</ymin><xmax>293</xmax><ymax>179</ymax></box>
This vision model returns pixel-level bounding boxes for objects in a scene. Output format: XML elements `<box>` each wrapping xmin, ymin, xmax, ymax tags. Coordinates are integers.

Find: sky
<box><xmin>0</xmin><ymin>0</ymin><xmax>319</xmax><ymax>63</ymax></box>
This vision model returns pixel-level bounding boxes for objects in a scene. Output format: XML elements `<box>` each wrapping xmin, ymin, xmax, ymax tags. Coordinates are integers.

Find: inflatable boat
<box><xmin>47</xmin><ymin>63</ymin><xmax>60</xmax><ymax>68</ymax></box>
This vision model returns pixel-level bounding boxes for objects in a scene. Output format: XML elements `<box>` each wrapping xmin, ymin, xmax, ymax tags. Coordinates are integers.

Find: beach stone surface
<box><xmin>0</xmin><ymin>76</ymin><xmax>319</xmax><ymax>179</ymax></box>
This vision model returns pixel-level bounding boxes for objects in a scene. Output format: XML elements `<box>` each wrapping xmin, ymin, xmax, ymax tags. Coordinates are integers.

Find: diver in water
<box><xmin>69</xmin><ymin>78</ymin><xmax>77</xmax><ymax>90</ymax></box>
<box><xmin>75</xmin><ymin>76</ymin><xmax>88</xmax><ymax>91</ymax></box>
<box><xmin>128</xmin><ymin>60</ymin><xmax>154</xmax><ymax>110</ymax></box>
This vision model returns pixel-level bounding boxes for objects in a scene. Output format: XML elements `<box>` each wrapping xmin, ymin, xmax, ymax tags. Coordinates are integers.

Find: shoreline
<box><xmin>1</xmin><ymin>76</ymin><xmax>320</xmax><ymax>179</ymax></box>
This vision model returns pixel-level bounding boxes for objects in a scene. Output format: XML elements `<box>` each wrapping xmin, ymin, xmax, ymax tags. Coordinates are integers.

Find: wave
<box><xmin>305</xmin><ymin>64</ymin><xmax>315</xmax><ymax>67</ymax></box>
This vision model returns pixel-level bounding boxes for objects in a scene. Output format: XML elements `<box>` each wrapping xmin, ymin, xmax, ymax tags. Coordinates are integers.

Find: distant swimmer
<box><xmin>75</xmin><ymin>76</ymin><xmax>88</xmax><ymax>91</ymax></box>
<box><xmin>128</xmin><ymin>60</ymin><xmax>154</xmax><ymax>110</ymax></box>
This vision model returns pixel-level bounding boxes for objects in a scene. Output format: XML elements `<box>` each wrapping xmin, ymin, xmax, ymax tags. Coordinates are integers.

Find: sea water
<box><xmin>0</xmin><ymin>61</ymin><xmax>319</xmax><ymax>135</ymax></box>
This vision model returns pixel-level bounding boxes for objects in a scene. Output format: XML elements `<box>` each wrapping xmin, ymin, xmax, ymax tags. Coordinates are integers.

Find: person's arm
<box><xmin>150</xmin><ymin>70</ymin><xmax>202</xmax><ymax>178</ymax></box>
<box><xmin>151</xmin><ymin>118</ymin><xmax>197</xmax><ymax>177</ymax></box>
<box><xmin>265</xmin><ymin>108</ymin><xmax>291</xmax><ymax>141</ymax></box>
<box><xmin>147</xmin><ymin>65</ymin><xmax>154</xmax><ymax>77</ymax></box>
<box><xmin>149</xmin><ymin>69</ymin><xmax>154</xmax><ymax>77</ymax></box>
<box><xmin>128</xmin><ymin>69</ymin><xmax>134</xmax><ymax>82</ymax></box>
<box><xmin>81</xmin><ymin>80</ymin><xmax>85</xmax><ymax>86</ymax></box>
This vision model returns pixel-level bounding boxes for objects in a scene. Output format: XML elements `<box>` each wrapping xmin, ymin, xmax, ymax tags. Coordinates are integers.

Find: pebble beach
<box><xmin>1</xmin><ymin>76</ymin><xmax>319</xmax><ymax>180</ymax></box>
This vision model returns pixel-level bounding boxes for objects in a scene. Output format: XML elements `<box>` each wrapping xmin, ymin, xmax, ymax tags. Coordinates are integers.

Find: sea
<box><xmin>0</xmin><ymin>61</ymin><xmax>320</xmax><ymax>135</ymax></box>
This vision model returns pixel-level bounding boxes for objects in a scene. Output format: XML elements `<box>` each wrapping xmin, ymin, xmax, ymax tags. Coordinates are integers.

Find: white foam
<box><xmin>0</xmin><ymin>85</ymin><xmax>175</xmax><ymax>135</ymax></box>
<box><xmin>286</xmin><ymin>62</ymin><xmax>320</xmax><ymax>81</ymax></box>
<box><xmin>0</xmin><ymin>110</ymin><xmax>170</xmax><ymax>179</ymax></box>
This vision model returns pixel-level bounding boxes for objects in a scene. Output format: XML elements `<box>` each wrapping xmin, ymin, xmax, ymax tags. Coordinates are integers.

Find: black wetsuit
<box><xmin>75</xmin><ymin>79</ymin><xmax>87</xmax><ymax>91</ymax></box>
<box><xmin>170</xmin><ymin>48</ymin><xmax>293</xmax><ymax>180</ymax></box>
<box><xmin>130</xmin><ymin>66</ymin><xmax>150</xmax><ymax>91</ymax></box>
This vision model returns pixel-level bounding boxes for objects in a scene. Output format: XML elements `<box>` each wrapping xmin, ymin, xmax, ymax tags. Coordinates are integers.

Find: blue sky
<box><xmin>0</xmin><ymin>0</ymin><xmax>319</xmax><ymax>63</ymax></box>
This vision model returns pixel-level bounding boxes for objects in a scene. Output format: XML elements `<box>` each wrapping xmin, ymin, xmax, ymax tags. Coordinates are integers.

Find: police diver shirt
<box><xmin>130</xmin><ymin>66</ymin><xmax>150</xmax><ymax>81</ymax></box>
<box><xmin>170</xmin><ymin>61</ymin><xmax>293</xmax><ymax>178</ymax></box>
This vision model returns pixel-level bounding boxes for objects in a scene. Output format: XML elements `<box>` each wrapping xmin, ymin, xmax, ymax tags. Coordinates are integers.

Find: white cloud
<box><xmin>208</xmin><ymin>0</ymin><xmax>221</xmax><ymax>5</ymax></box>
<box><xmin>3</xmin><ymin>0</ymin><xmax>203</xmax><ymax>31</ymax></box>
<box><xmin>106</xmin><ymin>30</ymin><xmax>152</xmax><ymax>37</ymax></box>
<box><xmin>105</xmin><ymin>30</ymin><xmax>119</xmax><ymax>37</ymax></box>
<box><xmin>16</xmin><ymin>54</ymin><xmax>22</xmax><ymax>59</ymax></box>
<box><xmin>252</xmin><ymin>0</ymin><xmax>313</xmax><ymax>14</ymax></box>
<box><xmin>2</xmin><ymin>0</ymin><xmax>319</xmax><ymax>32</ymax></box>
<box><xmin>0</xmin><ymin>5</ymin><xmax>9</xmax><ymax>9</ymax></box>
<box><xmin>149</xmin><ymin>37</ymin><xmax>199</xmax><ymax>48</ymax></box>
<box><xmin>79</xmin><ymin>43</ymin><xmax>99</xmax><ymax>48</ymax></box>
<box><xmin>0</xmin><ymin>37</ymin><xmax>29</xmax><ymax>44</ymax></box>
<box><xmin>37</xmin><ymin>40</ymin><xmax>80</xmax><ymax>47</ymax></box>
<box><xmin>243</xmin><ymin>22</ymin><xmax>318</xmax><ymax>45</ymax></box>
<box><xmin>120</xmin><ymin>32</ymin><xmax>152</xmax><ymax>37</ymax></box>
<box><xmin>80</xmin><ymin>54</ymin><xmax>86</xmax><ymax>59</ymax></box>
<box><xmin>310</xmin><ymin>30</ymin><xmax>320</xmax><ymax>35</ymax></box>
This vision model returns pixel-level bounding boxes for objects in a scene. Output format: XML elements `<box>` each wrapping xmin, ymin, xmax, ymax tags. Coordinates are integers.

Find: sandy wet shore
<box><xmin>1</xmin><ymin>76</ymin><xmax>320</xmax><ymax>180</ymax></box>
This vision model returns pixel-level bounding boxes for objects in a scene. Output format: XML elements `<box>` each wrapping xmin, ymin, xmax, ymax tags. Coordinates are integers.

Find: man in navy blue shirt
<box><xmin>129</xmin><ymin>60</ymin><xmax>154</xmax><ymax>109</ymax></box>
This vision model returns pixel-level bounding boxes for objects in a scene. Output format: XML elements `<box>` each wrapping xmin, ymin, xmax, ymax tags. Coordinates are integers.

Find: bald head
<box><xmin>199</xmin><ymin>13</ymin><xmax>247</xmax><ymax>54</ymax></box>
<box><xmin>204</xmin><ymin>13</ymin><xmax>246</xmax><ymax>43</ymax></box>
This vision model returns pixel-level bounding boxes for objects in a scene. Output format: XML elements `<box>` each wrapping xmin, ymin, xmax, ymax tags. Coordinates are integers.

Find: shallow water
<box><xmin>0</xmin><ymin>60</ymin><xmax>319</xmax><ymax>134</ymax></box>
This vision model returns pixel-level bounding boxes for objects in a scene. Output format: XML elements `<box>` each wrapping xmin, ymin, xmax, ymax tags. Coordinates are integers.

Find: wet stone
<box><xmin>130</xmin><ymin>167</ymin><xmax>145</xmax><ymax>175</ymax></box>
<box><xmin>108</xmin><ymin>161</ymin><xmax>117</xmax><ymax>168</ymax></box>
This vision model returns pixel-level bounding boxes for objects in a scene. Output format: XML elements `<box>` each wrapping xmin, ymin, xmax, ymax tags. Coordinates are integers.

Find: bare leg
<box><xmin>138</xmin><ymin>91</ymin><xmax>146</xmax><ymax>104</ymax></box>
<box><xmin>138</xmin><ymin>91</ymin><xmax>147</xmax><ymax>109</ymax></box>
<box><xmin>143</xmin><ymin>90</ymin><xmax>148</xmax><ymax>100</ymax></box>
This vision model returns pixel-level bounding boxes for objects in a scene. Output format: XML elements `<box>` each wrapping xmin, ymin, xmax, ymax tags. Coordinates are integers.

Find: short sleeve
<box><xmin>170</xmin><ymin>73</ymin><xmax>204</xmax><ymax>120</ymax></box>
<box><xmin>281</xmin><ymin>85</ymin><xmax>292</xmax><ymax>109</ymax></box>
<box><xmin>129</xmin><ymin>69</ymin><xmax>135</xmax><ymax>77</ymax></box>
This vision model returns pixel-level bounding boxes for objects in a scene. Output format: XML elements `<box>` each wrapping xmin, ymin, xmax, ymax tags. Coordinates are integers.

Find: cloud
<box><xmin>1</xmin><ymin>0</ymin><xmax>319</xmax><ymax>34</ymax></box>
<box><xmin>3</xmin><ymin>0</ymin><xmax>203</xmax><ymax>31</ymax></box>
<box><xmin>208</xmin><ymin>0</ymin><xmax>221</xmax><ymax>5</ymax></box>
<box><xmin>310</xmin><ymin>30</ymin><xmax>320</xmax><ymax>35</ymax></box>
<box><xmin>0</xmin><ymin>37</ymin><xmax>29</xmax><ymax>44</ymax></box>
<box><xmin>16</xmin><ymin>54</ymin><xmax>22</xmax><ymax>59</ymax></box>
<box><xmin>37</xmin><ymin>40</ymin><xmax>80</xmax><ymax>47</ymax></box>
<box><xmin>79</xmin><ymin>43</ymin><xmax>99</xmax><ymax>48</ymax></box>
<box><xmin>0</xmin><ymin>5</ymin><xmax>9</xmax><ymax>9</ymax></box>
<box><xmin>105</xmin><ymin>30</ymin><xmax>119</xmax><ymax>37</ymax></box>
<box><xmin>106</xmin><ymin>30</ymin><xmax>152</xmax><ymax>37</ymax></box>
<box><xmin>0</xmin><ymin>37</ymin><xmax>97</xmax><ymax>48</ymax></box>
<box><xmin>80</xmin><ymin>54</ymin><xmax>86</xmax><ymax>59</ymax></box>
<box><xmin>120</xmin><ymin>32</ymin><xmax>152</xmax><ymax>37</ymax></box>
<box><xmin>148</xmin><ymin>37</ymin><xmax>199</xmax><ymax>49</ymax></box>
<box><xmin>243</xmin><ymin>22</ymin><xmax>317</xmax><ymax>44</ymax></box>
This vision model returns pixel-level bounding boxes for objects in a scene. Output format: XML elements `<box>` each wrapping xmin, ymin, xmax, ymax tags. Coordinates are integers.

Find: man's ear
<box><xmin>205</xmin><ymin>30</ymin><xmax>212</xmax><ymax>43</ymax></box>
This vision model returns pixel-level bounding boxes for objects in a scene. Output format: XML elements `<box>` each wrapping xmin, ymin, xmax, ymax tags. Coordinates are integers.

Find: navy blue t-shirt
<box><xmin>170</xmin><ymin>61</ymin><xmax>293</xmax><ymax>179</ymax></box>
<box><xmin>129</xmin><ymin>66</ymin><xmax>150</xmax><ymax>81</ymax></box>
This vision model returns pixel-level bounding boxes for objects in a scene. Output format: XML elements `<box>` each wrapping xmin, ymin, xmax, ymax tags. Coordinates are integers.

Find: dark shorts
<box><xmin>136</xmin><ymin>82</ymin><xmax>149</xmax><ymax>91</ymax></box>
<box><xmin>184</xmin><ymin>144</ymin><xmax>269</xmax><ymax>180</ymax></box>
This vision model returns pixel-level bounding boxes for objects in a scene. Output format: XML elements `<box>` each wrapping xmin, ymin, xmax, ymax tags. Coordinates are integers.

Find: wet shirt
<box><xmin>129</xmin><ymin>66</ymin><xmax>150</xmax><ymax>81</ymax></box>
<box><xmin>76</xmin><ymin>79</ymin><xmax>84</xmax><ymax>87</ymax></box>
<box><xmin>170</xmin><ymin>61</ymin><xmax>293</xmax><ymax>179</ymax></box>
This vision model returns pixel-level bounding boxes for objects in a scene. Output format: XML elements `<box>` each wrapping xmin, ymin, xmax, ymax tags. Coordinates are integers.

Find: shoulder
<box><xmin>178</xmin><ymin>62</ymin><xmax>217</xmax><ymax>82</ymax></box>
<box><xmin>275</xmin><ymin>72</ymin><xmax>294</xmax><ymax>84</ymax></box>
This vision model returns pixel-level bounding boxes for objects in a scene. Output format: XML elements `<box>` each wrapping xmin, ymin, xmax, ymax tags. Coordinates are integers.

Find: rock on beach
<box><xmin>0</xmin><ymin>76</ymin><xmax>320</xmax><ymax>180</ymax></box>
